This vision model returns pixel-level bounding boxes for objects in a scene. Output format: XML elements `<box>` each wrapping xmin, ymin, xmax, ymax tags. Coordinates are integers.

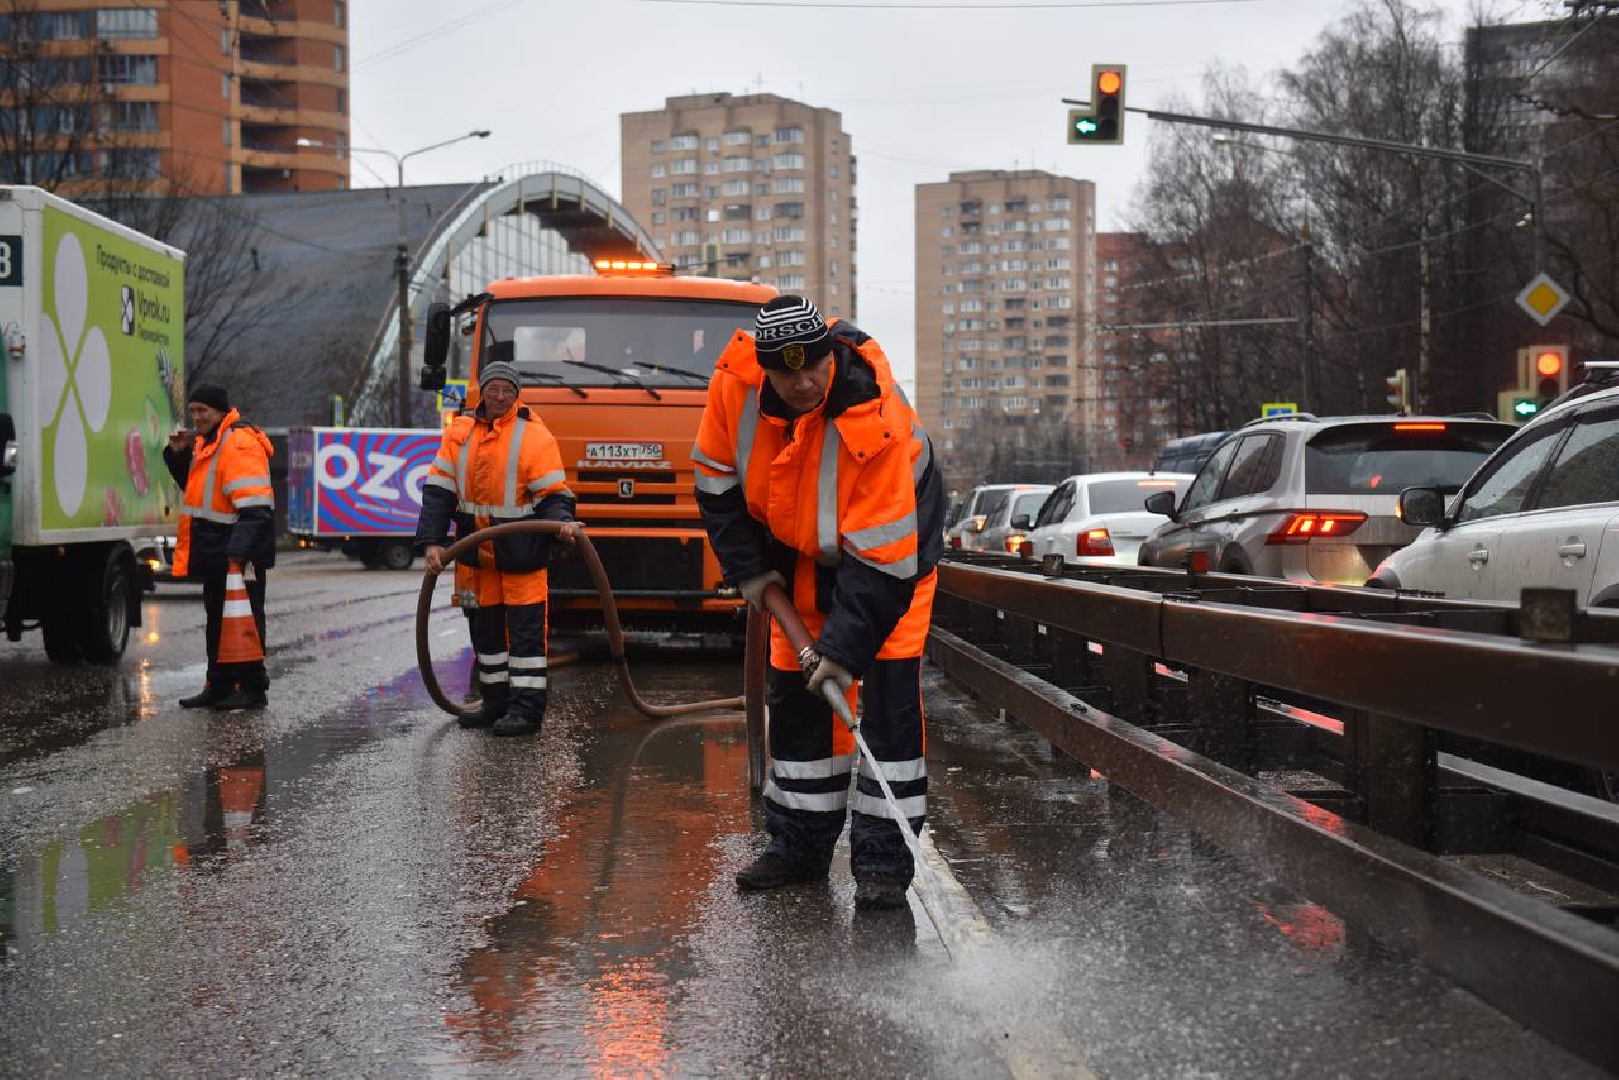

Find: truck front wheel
<box><xmin>42</xmin><ymin>618</ymin><xmax>83</xmax><ymax>664</ymax></box>
<box><xmin>379</xmin><ymin>541</ymin><xmax>416</xmax><ymax>571</ymax></box>
<box><xmin>75</xmin><ymin>551</ymin><xmax>136</xmax><ymax>664</ymax></box>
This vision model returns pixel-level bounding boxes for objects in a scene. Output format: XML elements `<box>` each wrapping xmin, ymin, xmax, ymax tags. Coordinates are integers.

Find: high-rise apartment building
<box><xmin>620</xmin><ymin>92</ymin><xmax>855</xmax><ymax>319</ymax></box>
<box><xmin>915</xmin><ymin>170</ymin><xmax>1095</xmax><ymax>496</ymax></box>
<box><xmin>0</xmin><ymin>0</ymin><xmax>350</xmax><ymax>196</ymax></box>
<box><xmin>1092</xmin><ymin>231</ymin><xmax>1176</xmax><ymax>469</ymax></box>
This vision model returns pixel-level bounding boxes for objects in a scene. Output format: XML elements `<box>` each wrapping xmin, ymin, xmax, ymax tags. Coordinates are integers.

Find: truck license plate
<box><xmin>586</xmin><ymin>442</ymin><xmax>662</xmax><ymax>461</ymax></box>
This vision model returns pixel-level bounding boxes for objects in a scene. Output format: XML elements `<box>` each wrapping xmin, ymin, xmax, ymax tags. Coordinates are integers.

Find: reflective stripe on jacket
<box><xmin>171</xmin><ymin>408</ymin><xmax>276</xmax><ymax>578</ymax></box>
<box><xmin>694</xmin><ymin>320</ymin><xmax>946</xmax><ymax>672</ymax></box>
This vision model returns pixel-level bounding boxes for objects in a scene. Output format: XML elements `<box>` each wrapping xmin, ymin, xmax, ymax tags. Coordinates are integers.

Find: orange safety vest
<box><xmin>693</xmin><ymin>325</ymin><xmax>936</xmax><ymax>664</ymax></box>
<box><xmin>424</xmin><ymin>405</ymin><xmax>572</xmax><ymax>577</ymax></box>
<box><xmin>173</xmin><ymin>409</ymin><xmax>274</xmax><ymax>578</ymax></box>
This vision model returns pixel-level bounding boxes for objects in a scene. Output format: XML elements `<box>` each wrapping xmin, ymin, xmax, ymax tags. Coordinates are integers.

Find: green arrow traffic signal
<box><xmin>1512</xmin><ymin>397</ymin><xmax>1539</xmax><ymax>419</ymax></box>
<box><xmin>1074</xmin><ymin>118</ymin><xmax>1098</xmax><ymax>135</ymax></box>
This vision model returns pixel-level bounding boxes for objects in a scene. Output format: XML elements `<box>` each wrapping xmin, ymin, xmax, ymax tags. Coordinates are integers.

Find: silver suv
<box><xmin>1137</xmin><ymin>414</ymin><xmax>1515</xmax><ymax>583</ymax></box>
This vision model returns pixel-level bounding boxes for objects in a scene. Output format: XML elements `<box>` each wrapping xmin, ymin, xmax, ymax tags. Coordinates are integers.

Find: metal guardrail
<box><xmin>928</xmin><ymin>554</ymin><xmax>1619</xmax><ymax>1072</ymax></box>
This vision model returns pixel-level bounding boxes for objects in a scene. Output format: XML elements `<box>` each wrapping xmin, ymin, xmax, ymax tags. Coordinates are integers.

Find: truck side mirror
<box><xmin>1144</xmin><ymin>489</ymin><xmax>1179</xmax><ymax>521</ymax></box>
<box><xmin>1399</xmin><ymin>486</ymin><xmax>1447</xmax><ymax>528</ymax></box>
<box><xmin>422</xmin><ymin>303</ymin><xmax>452</xmax><ymax>375</ymax></box>
<box><xmin>0</xmin><ymin>412</ymin><xmax>15</xmax><ymax>479</ymax></box>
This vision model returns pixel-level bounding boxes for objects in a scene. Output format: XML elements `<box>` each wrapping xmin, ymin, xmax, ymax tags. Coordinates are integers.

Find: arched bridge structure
<box><xmin>348</xmin><ymin>163</ymin><xmax>663</xmax><ymax>424</ymax></box>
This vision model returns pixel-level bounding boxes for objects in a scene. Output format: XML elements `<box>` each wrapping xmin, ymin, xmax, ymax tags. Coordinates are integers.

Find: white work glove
<box><xmin>737</xmin><ymin>570</ymin><xmax>785</xmax><ymax>609</ymax></box>
<box><xmin>806</xmin><ymin>655</ymin><xmax>854</xmax><ymax>698</ymax></box>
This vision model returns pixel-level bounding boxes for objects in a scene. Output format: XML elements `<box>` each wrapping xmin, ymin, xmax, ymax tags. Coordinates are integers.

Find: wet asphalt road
<box><xmin>0</xmin><ymin>553</ymin><xmax>1605</xmax><ymax>1078</ymax></box>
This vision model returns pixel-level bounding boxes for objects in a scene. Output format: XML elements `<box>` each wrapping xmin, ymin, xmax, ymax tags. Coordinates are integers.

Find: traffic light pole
<box><xmin>1062</xmin><ymin>100</ymin><xmax>1548</xmax><ymax>273</ymax></box>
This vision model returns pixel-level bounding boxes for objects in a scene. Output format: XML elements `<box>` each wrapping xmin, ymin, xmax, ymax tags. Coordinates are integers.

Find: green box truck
<box><xmin>0</xmin><ymin>186</ymin><xmax>185</xmax><ymax>663</ymax></box>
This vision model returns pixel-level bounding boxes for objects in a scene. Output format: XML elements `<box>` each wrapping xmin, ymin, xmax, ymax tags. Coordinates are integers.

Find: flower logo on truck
<box><xmin>40</xmin><ymin>231</ymin><xmax>112</xmax><ymax>518</ymax></box>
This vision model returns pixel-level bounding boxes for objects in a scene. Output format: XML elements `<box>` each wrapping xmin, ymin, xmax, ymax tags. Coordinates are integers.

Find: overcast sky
<box><xmin>349</xmin><ymin>0</ymin><xmax>1541</xmax><ymax>390</ymax></box>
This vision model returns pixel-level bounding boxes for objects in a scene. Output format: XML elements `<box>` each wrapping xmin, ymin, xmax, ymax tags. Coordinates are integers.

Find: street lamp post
<box><xmin>304</xmin><ymin>130</ymin><xmax>491</xmax><ymax>425</ymax></box>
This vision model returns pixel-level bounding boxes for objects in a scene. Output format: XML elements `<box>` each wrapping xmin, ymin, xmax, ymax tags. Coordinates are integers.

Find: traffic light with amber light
<box><xmin>1068</xmin><ymin>64</ymin><xmax>1127</xmax><ymax>145</ymax></box>
<box><xmin>1384</xmin><ymin>368</ymin><xmax>1410</xmax><ymax>413</ymax></box>
<box><xmin>1532</xmin><ymin>345</ymin><xmax>1569</xmax><ymax>406</ymax></box>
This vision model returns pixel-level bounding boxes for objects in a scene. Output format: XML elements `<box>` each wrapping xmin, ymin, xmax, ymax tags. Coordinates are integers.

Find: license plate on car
<box><xmin>586</xmin><ymin>442</ymin><xmax>663</xmax><ymax>461</ymax></box>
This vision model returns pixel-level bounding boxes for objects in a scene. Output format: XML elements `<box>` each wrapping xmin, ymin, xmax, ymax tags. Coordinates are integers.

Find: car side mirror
<box><xmin>1399</xmin><ymin>486</ymin><xmax>1448</xmax><ymax>528</ymax></box>
<box><xmin>1144</xmin><ymin>490</ymin><xmax>1179</xmax><ymax>521</ymax></box>
<box><xmin>1011</xmin><ymin>513</ymin><xmax>1031</xmax><ymax>530</ymax></box>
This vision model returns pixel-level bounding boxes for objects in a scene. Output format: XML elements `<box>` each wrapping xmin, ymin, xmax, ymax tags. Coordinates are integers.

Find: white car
<box><xmin>946</xmin><ymin>483</ymin><xmax>1049</xmax><ymax>552</ymax></box>
<box><xmin>1369</xmin><ymin>382</ymin><xmax>1619</xmax><ymax>609</ymax></box>
<box><xmin>1023</xmin><ymin>472</ymin><xmax>1195</xmax><ymax>568</ymax></box>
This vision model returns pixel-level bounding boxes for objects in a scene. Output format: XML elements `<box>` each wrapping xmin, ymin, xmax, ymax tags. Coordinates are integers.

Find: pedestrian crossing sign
<box><xmin>438</xmin><ymin>378</ymin><xmax>469</xmax><ymax>414</ymax></box>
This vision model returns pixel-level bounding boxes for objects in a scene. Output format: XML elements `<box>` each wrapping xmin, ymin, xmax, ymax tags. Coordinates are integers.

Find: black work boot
<box><xmin>212</xmin><ymin>686</ymin><xmax>268</xmax><ymax>711</ymax></box>
<box><xmin>458</xmin><ymin>683</ymin><xmax>508</xmax><ymax>729</ymax></box>
<box><xmin>490</xmin><ymin>712</ymin><xmax>541</xmax><ymax>737</ymax></box>
<box><xmin>854</xmin><ymin>878</ymin><xmax>908</xmax><ymax>911</ymax></box>
<box><xmin>735</xmin><ymin>850</ymin><xmax>830</xmax><ymax>892</ymax></box>
<box><xmin>179</xmin><ymin>684</ymin><xmax>229</xmax><ymax>709</ymax></box>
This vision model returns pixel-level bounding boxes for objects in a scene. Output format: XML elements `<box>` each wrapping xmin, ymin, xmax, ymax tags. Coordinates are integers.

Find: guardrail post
<box><xmin>1104</xmin><ymin>646</ymin><xmax>1154</xmax><ymax>725</ymax></box>
<box><xmin>1187</xmin><ymin>669</ymin><xmax>1253</xmax><ymax>769</ymax></box>
<box><xmin>1347</xmin><ymin>711</ymin><xmax>1435</xmax><ymax>848</ymax></box>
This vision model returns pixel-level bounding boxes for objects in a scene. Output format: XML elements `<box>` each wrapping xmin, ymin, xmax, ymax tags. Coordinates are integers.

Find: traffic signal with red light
<box><xmin>1384</xmin><ymin>368</ymin><xmax>1409</xmax><ymax>413</ymax></box>
<box><xmin>1516</xmin><ymin>344</ymin><xmax>1570</xmax><ymax>408</ymax></box>
<box><xmin>1068</xmin><ymin>64</ymin><xmax>1127</xmax><ymax>146</ymax></box>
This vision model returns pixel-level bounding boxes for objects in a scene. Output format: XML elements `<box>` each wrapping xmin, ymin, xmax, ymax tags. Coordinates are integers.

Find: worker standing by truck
<box><xmin>417</xmin><ymin>361</ymin><xmax>580</xmax><ymax>737</ymax></box>
<box><xmin>164</xmin><ymin>383</ymin><xmax>276</xmax><ymax>711</ymax></box>
<box><xmin>692</xmin><ymin>296</ymin><xmax>946</xmax><ymax>911</ymax></box>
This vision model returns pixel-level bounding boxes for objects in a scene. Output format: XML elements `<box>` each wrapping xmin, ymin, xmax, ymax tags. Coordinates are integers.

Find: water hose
<box><xmin>415</xmin><ymin>520</ymin><xmax>744</xmax><ymax>721</ymax></box>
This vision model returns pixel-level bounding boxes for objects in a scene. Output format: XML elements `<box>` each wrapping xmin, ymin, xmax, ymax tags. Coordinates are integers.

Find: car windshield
<box><xmin>1010</xmin><ymin>491</ymin><xmax>1048</xmax><ymax>523</ymax></box>
<box><xmin>483</xmin><ymin>296</ymin><xmax>762</xmax><ymax>388</ymax></box>
<box><xmin>1306</xmin><ymin>423</ymin><xmax>1510</xmax><ymax>495</ymax></box>
<box><xmin>1088</xmin><ymin>477</ymin><xmax>1190</xmax><ymax>515</ymax></box>
<box><xmin>977</xmin><ymin>489</ymin><xmax>1013</xmax><ymax>522</ymax></box>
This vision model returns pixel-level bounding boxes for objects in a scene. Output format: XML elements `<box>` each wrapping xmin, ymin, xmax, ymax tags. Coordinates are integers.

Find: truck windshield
<box><xmin>483</xmin><ymin>297</ymin><xmax>763</xmax><ymax>389</ymax></box>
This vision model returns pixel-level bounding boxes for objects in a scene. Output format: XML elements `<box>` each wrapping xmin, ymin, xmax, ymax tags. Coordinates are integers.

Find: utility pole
<box><xmin>1417</xmin><ymin>179</ymin><xmax>1433</xmax><ymax>414</ymax></box>
<box><xmin>1301</xmin><ymin>207</ymin><xmax>1316</xmax><ymax>413</ymax></box>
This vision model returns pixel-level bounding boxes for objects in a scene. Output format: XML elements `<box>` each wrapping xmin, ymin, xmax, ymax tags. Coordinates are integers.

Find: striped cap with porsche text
<box><xmin>754</xmin><ymin>295</ymin><xmax>832</xmax><ymax>372</ymax></box>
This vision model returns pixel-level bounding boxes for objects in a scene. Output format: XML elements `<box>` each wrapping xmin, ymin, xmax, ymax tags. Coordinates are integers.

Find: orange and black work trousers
<box><xmin>762</xmin><ymin>657</ymin><xmax>927</xmax><ymax>885</ymax></box>
<box><xmin>468</xmin><ymin>600</ymin><xmax>548</xmax><ymax>725</ymax></box>
<box><xmin>202</xmin><ymin>569</ymin><xmax>268</xmax><ymax>693</ymax></box>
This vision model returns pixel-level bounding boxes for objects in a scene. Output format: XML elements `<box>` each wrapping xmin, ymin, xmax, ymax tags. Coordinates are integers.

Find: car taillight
<box><xmin>1265</xmin><ymin>512</ymin><xmax>1368</xmax><ymax>545</ymax></box>
<box><xmin>950</xmin><ymin>534</ymin><xmax>962</xmax><ymax>549</ymax></box>
<box><xmin>1005</xmin><ymin>534</ymin><xmax>1026</xmax><ymax>554</ymax></box>
<box><xmin>1077</xmin><ymin>528</ymin><xmax>1114</xmax><ymax>557</ymax></box>
<box><xmin>1017</xmin><ymin>539</ymin><xmax>1034</xmax><ymax>558</ymax></box>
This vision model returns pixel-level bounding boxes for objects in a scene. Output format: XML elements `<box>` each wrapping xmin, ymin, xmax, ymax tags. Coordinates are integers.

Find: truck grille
<box><xmin>550</xmin><ymin>535</ymin><xmax>705</xmax><ymax>593</ymax></box>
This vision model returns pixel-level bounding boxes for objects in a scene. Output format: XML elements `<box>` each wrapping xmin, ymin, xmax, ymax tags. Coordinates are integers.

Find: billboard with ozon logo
<box><xmin>287</xmin><ymin>427</ymin><xmax>438</xmax><ymax>570</ymax></box>
<box><xmin>0</xmin><ymin>186</ymin><xmax>185</xmax><ymax>663</ymax></box>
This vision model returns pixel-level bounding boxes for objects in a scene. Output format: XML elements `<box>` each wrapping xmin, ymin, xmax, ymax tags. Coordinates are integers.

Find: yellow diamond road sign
<box><xmin>1516</xmin><ymin>272</ymin><xmax>1570</xmax><ymax>327</ymax></box>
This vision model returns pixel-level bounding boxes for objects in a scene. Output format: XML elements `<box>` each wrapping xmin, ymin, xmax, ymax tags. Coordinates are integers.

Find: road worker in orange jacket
<box><xmin>416</xmin><ymin>361</ymin><xmax>580</xmax><ymax>737</ymax></box>
<box><xmin>694</xmin><ymin>295</ymin><xmax>946</xmax><ymax>911</ymax></box>
<box><xmin>162</xmin><ymin>383</ymin><xmax>276</xmax><ymax>712</ymax></box>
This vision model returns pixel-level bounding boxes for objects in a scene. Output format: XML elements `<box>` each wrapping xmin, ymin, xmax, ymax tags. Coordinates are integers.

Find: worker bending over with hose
<box><xmin>417</xmin><ymin>361</ymin><xmax>580</xmax><ymax>736</ymax></box>
<box><xmin>694</xmin><ymin>295</ymin><xmax>946</xmax><ymax>910</ymax></box>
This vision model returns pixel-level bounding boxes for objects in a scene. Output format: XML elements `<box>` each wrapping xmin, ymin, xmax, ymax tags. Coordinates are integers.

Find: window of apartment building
<box><xmin>99</xmin><ymin>148</ymin><xmax>161</xmax><ymax>179</ymax></box>
<box><xmin>754</xmin><ymin>231</ymin><xmax>772</xmax><ymax>246</ymax></box>
<box><xmin>778</xmin><ymin>250</ymin><xmax>805</xmax><ymax>266</ymax></box>
<box><xmin>673</xmin><ymin>229</ymin><xmax>699</xmax><ymax>245</ymax></box>
<box><xmin>105</xmin><ymin>100</ymin><xmax>159</xmax><ymax>132</ymax></box>
<box><xmin>706</xmin><ymin>185</ymin><xmax>718</xmax><ymax>199</ymax></box>
<box><xmin>671</xmin><ymin>157</ymin><xmax>698</xmax><ymax>174</ymax></box>
<box><xmin>670</xmin><ymin>134</ymin><xmax>699</xmax><ymax>150</ymax></box>
<box><xmin>222</xmin><ymin>118</ymin><xmax>232</xmax><ymax>146</ymax></box>
<box><xmin>774</xmin><ymin>126</ymin><xmax>804</xmax><ymax>144</ymax></box>
<box><xmin>779</xmin><ymin>274</ymin><xmax>806</xmax><ymax>289</ymax></box>
<box><xmin>773</xmin><ymin>152</ymin><xmax>805</xmax><ymax>170</ymax></box>
<box><xmin>755</xmin><ymin>182</ymin><xmax>770</xmax><ymax>196</ymax></box>
<box><xmin>723</xmin><ymin>156</ymin><xmax>750</xmax><ymax>173</ymax></box>
<box><xmin>774</xmin><ymin>201</ymin><xmax>804</xmax><ymax>219</ymax></box>
<box><xmin>671</xmin><ymin>182</ymin><xmax>698</xmax><ymax>197</ymax></box>
<box><xmin>222</xmin><ymin>72</ymin><xmax>231</xmax><ymax>99</ymax></box>
<box><xmin>958</xmin><ymin>241</ymin><xmax>981</xmax><ymax>254</ymax></box>
<box><xmin>829</xmin><ymin>188</ymin><xmax>838</xmax><ymax>203</ymax></box>
<box><xmin>651</xmin><ymin>188</ymin><xmax>667</xmax><ymax>205</ymax></box>
<box><xmin>988</xmin><ymin>223</ymin><xmax>1001</xmax><ymax>235</ymax></box>
<box><xmin>772</xmin><ymin>226</ymin><xmax>806</xmax><ymax>242</ymax></box>
<box><xmin>706</xmin><ymin>136</ymin><xmax>719</xmax><ymax>152</ymax></box>
<box><xmin>960</xmin><ymin>261</ymin><xmax>981</xmax><ymax>274</ymax></box>
<box><xmin>651</xmin><ymin>212</ymin><xmax>667</xmax><ymax>225</ymax></box>
<box><xmin>939</xmin><ymin>245</ymin><xmax>953</xmax><ymax>257</ymax></box>
<box><xmin>941</xmin><ymin>302</ymin><xmax>955</xmax><ymax>315</ymax></box>
<box><xmin>652</xmin><ymin>163</ymin><xmax>667</xmax><ymax>178</ymax></box>
<box><xmin>941</xmin><ymin>226</ymin><xmax>953</xmax><ymax>238</ymax></box>
<box><xmin>97</xmin><ymin>54</ymin><xmax>157</xmax><ymax>85</ymax></box>
<box><xmin>1048</xmin><ymin>296</ymin><xmax>1073</xmax><ymax>310</ymax></box>
<box><xmin>723</xmin><ymin>228</ymin><xmax>750</xmax><ymax>244</ymax></box>
<box><xmin>829</xmin><ymin>210</ymin><xmax>838</xmax><ymax>225</ymax></box>
<box><xmin>960</xmin><ymin>299</ymin><xmax>984</xmax><ymax>313</ymax></box>
<box><xmin>1103</xmin><ymin>274</ymin><xmax>1117</xmax><ymax>286</ymax></box>
<box><xmin>1047</xmin><ymin>237</ymin><xmax>1070</xmax><ymax>250</ymax></box>
<box><xmin>828</xmin><ymin>259</ymin><xmax>838</xmax><ymax>278</ymax></box>
<box><xmin>774</xmin><ymin>177</ymin><xmax>805</xmax><ymax>194</ymax></box>
<box><xmin>757</xmin><ymin>254</ymin><xmax>772</xmax><ymax>269</ymax></box>
<box><xmin>724</xmin><ymin>129</ymin><xmax>751</xmax><ymax>145</ymax></box>
<box><xmin>755</xmin><ymin>206</ymin><xmax>772</xmax><ymax>221</ymax></box>
<box><xmin>829</xmin><ymin>164</ymin><xmax>839</xmax><ymax>179</ymax></box>
<box><xmin>756</xmin><ymin>134</ymin><xmax>770</xmax><ymax>148</ymax></box>
<box><xmin>705</xmin><ymin>160</ymin><xmax>720</xmax><ymax>175</ymax></box>
<box><xmin>222</xmin><ymin>27</ymin><xmax>230</xmax><ymax>53</ymax></box>
<box><xmin>707</xmin><ymin>208</ymin><xmax>720</xmax><ymax>223</ymax></box>
<box><xmin>1001</xmin><ymin>258</ymin><xmax>1025</xmax><ymax>272</ymax></box>
<box><xmin>1049</xmin><ymin>196</ymin><xmax>1071</xmax><ymax>211</ymax></box>
<box><xmin>1048</xmin><ymin>258</ymin><xmax>1073</xmax><ymax>271</ymax></box>
<box><xmin>1003</xmin><ymin>279</ymin><xmax>1027</xmax><ymax>292</ymax></box>
<box><xmin>724</xmin><ymin>203</ymin><xmax>751</xmax><ymax>221</ymax></box>
<box><xmin>652</xmin><ymin>140</ymin><xmax>665</xmax><ymax>154</ymax></box>
<box><xmin>334</xmin><ymin>44</ymin><xmax>344</xmax><ymax>71</ymax></box>
<box><xmin>726</xmin><ymin>252</ymin><xmax>750</xmax><ymax>269</ymax></box>
<box><xmin>97</xmin><ymin>8</ymin><xmax>157</xmax><ymax>38</ymax></box>
<box><xmin>334</xmin><ymin>0</ymin><xmax>347</xmax><ymax>27</ymax></box>
<box><xmin>1042</xmin><ymin>218</ymin><xmax>1070</xmax><ymax>232</ymax></box>
<box><xmin>830</xmin><ymin>138</ymin><xmax>839</xmax><ymax>152</ymax></box>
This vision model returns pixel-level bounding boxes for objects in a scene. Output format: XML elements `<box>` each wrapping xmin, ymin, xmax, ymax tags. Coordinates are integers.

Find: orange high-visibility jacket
<box><xmin>171</xmin><ymin>409</ymin><xmax>275</xmax><ymax>578</ymax></box>
<box><xmin>415</xmin><ymin>404</ymin><xmax>576</xmax><ymax>583</ymax></box>
<box><xmin>693</xmin><ymin>321</ymin><xmax>946</xmax><ymax>671</ymax></box>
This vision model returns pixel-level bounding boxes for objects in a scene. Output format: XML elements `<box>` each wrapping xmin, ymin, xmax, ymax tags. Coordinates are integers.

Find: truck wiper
<box><xmin>522</xmin><ymin>372</ymin><xmax>588</xmax><ymax>399</ymax></box>
<box><xmin>556</xmin><ymin>360</ymin><xmax>663</xmax><ymax>401</ymax></box>
<box><xmin>627</xmin><ymin>360</ymin><xmax>708</xmax><ymax>385</ymax></box>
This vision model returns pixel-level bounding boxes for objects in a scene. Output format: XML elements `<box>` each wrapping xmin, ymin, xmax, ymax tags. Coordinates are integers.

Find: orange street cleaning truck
<box><xmin>0</xmin><ymin>186</ymin><xmax>185</xmax><ymax>663</ymax></box>
<box><xmin>419</xmin><ymin>262</ymin><xmax>775</xmax><ymax>644</ymax></box>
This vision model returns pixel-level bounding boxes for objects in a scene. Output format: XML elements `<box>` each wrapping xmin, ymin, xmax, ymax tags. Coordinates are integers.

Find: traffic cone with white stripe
<box><xmin>217</xmin><ymin>559</ymin><xmax>264</xmax><ymax>665</ymax></box>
